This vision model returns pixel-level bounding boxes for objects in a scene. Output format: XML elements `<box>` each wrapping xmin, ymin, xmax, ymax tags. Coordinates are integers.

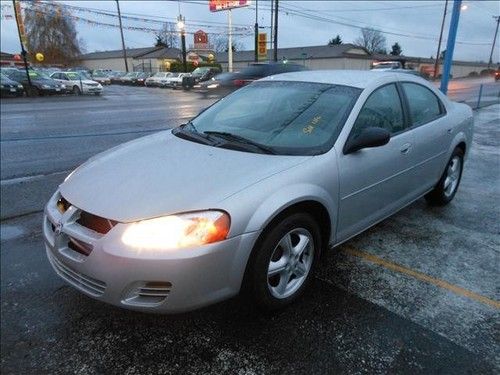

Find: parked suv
<box><xmin>182</xmin><ymin>67</ymin><xmax>222</xmax><ymax>89</ymax></box>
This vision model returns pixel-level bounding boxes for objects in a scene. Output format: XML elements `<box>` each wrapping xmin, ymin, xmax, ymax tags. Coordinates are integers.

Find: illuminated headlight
<box><xmin>122</xmin><ymin>210</ymin><xmax>230</xmax><ymax>251</ymax></box>
<box><xmin>17</xmin><ymin>84</ymin><xmax>23</xmax><ymax>88</ymax></box>
<box><xmin>0</xmin><ymin>85</ymin><xmax>4</xmax><ymax>88</ymax></box>
<box><xmin>42</xmin><ymin>84</ymin><xmax>50</xmax><ymax>88</ymax></box>
<box><xmin>207</xmin><ymin>83</ymin><xmax>219</xmax><ymax>89</ymax></box>
<box><xmin>61</xmin><ymin>84</ymin><xmax>66</xmax><ymax>89</ymax></box>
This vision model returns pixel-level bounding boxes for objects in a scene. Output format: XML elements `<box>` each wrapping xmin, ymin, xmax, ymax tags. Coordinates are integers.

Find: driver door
<box><xmin>336</xmin><ymin>83</ymin><xmax>416</xmax><ymax>242</ymax></box>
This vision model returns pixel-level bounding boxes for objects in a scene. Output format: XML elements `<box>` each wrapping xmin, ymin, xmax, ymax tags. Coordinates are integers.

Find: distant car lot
<box><xmin>0</xmin><ymin>84</ymin><xmax>499</xmax><ymax>373</ymax></box>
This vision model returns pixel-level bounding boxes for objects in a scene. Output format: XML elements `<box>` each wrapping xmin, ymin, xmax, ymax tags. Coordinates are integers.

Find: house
<box><xmin>217</xmin><ymin>43</ymin><xmax>491</xmax><ymax>78</ymax></box>
<box><xmin>79</xmin><ymin>47</ymin><xmax>180</xmax><ymax>72</ymax></box>
<box><xmin>217</xmin><ymin>44</ymin><xmax>372</xmax><ymax>71</ymax></box>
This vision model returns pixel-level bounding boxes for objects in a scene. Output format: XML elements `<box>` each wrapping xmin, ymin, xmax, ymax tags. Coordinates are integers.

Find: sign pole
<box><xmin>12</xmin><ymin>0</ymin><xmax>32</xmax><ymax>89</ymax></box>
<box><xmin>440</xmin><ymin>0</ymin><xmax>461</xmax><ymax>94</ymax></box>
<box><xmin>228</xmin><ymin>9</ymin><xmax>233</xmax><ymax>72</ymax></box>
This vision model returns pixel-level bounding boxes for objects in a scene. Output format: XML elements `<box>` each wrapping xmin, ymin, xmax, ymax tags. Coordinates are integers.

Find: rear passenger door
<box><xmin>400</xmin><ymin>82</ymin><xmax>449</xmax><ymax>195</ymax></box>
<box><xmin>336</xmin><ymin>83</ymin><xmax>416</xmax><ymax>242</ymax></box>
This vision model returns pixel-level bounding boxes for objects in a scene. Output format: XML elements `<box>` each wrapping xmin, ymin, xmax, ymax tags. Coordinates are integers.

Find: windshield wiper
<box><xmin>173</xmin><ymin>122</ymin><xmax>215</xmax><ymax>145</ymax></box>
<box><xmin>204</xmin><ymin>131</ymin><xmax>276</xmax><ymax>155</ymax></box>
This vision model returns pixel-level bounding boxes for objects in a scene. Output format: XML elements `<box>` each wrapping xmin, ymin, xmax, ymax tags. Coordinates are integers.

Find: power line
<box><xmin>250</xmin><ymin>2</ymin><xmax>492</xmax><ymax>46</ymax></box>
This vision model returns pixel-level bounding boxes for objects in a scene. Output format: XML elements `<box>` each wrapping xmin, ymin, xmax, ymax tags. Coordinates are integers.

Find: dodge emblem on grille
<box><xmin>54</xmin><ymin>222</ymin><xmax>63</xmax><ymax>235</ymax></box>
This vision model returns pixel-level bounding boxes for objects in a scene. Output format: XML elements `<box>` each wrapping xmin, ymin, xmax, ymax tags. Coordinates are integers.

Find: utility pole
<box><xmin>440</xmin><ymin>0</ymin><xmax>462</xmax><ymax>94</ymax></box>
<box><xmin>12</xmin><ymin>0</ymin><xmax>32</xmax><ymax>91</ymax></box>
<box><xmin>488</xmin><ymin>16</ymin><xmax>500</xmax><ymax>68</ymax></box>
<box><xmin>270</xmin><ymin>0</ymin><xmax>274</xmax><ymax>62</ymax></box>
<box><xmin>254</xmin><ymin>0</ymin><xmax>258</xmax><ymax>62</ymax></box>
<box><xmin>116</xmin><ymin>0</ymin><xmax>129</xmax><ymax>72</ymax></box>
<box><xmin>228</xmin><ymin>10</ymin><xmax>233</xmax><ymax>72</ymax></box>
<box><xmin>433</xmin><ymin>0</ymin><xmax>448</xmax><ymax>80</ymax></box>
<box><xmin>273</xmin><ymin>0</ymin><xmax>278</xmax><ymax>62</ymax></box>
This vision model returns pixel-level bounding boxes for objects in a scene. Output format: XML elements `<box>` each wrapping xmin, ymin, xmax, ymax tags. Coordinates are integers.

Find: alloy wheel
<box><xmin>444</xmin><ymin>156</ymin><xmax>461</xmax><ymax>197</ymax></box>
<box><xmin>267</xmin><ymin>228</ymin><xmax>314</xmax><ymax>299</ymax></box>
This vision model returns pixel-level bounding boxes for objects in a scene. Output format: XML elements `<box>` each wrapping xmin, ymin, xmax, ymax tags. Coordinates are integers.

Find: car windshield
<box><xmin>29</xmin><ymin>70</ymin><xmax>51</xmax><ymax>79</ymax></box>
<box><xmin>170</xmin><ymin>73</ymin><xmax>180</xmax><ymax>77</ymax></box>
<box><xmin>182</xmin><ymin>81</ymin><xmax>361</xmax><ymax>155</ymax></box>
<box><xmin>67</xmin><ymin>72</ymin><xmax>84</xmax><ymax>80</ymax></box>
<box><xmin>192</xmin><ymin>67</ymin><xmax>210</xmax><ymax>76</ymax></box>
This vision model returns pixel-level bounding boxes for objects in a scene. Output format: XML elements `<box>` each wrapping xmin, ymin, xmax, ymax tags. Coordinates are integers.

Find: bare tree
<box><xmin>23</xmin><ymin>3</ymin><xmax>82</xmax><ymax>65</ymax></box>
<box><xmin>155</xmin><ymin>22</ymin><xmax>179</xmax><ymax>48</ymax></box>
<box><xmin>355</xmin><ymin>27</ymin><xmax>387</xmax><ymax>54</ymax></box>
<box><xmin>212</xmin><ymin>35</ymin><xmax>243</xmax><ymax>53</ymax></box>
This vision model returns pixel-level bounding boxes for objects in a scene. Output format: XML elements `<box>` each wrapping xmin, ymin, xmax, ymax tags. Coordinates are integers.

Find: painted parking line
<box><xmin>343</xmin><ymin>246</ymin><xmax>500</xmax><ymax>310</ymax></box>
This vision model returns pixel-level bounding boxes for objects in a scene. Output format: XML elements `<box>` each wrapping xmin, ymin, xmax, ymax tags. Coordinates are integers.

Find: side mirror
<box><xmin>343</xmin><ymin>127</ymin><xmax>391</xmax><ymax>154</ymax></box>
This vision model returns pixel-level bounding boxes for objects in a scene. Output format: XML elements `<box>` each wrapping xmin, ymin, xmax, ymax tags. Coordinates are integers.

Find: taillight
<box><xmin>233</xmin><ymin>79</ymin><xmax>252</xmax><ymax>87</ymax></box>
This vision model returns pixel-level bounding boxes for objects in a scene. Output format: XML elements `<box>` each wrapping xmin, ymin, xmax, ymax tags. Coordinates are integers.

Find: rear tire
<box><xmin>425</xmin><ymin>148</ymin><xmax>464</xmax><ymax>206</ymax></box>
<box><xmin>243</xmin><ymin>213</ymin><xmax>321</xmax><ymax>311</ymax></box>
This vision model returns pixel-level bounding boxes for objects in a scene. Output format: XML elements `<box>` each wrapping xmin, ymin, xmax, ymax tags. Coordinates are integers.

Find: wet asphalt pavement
<box><xmin>1</xmin><ymin>85</ymin><xmax>499</xmax><ymax>374</ymax></box>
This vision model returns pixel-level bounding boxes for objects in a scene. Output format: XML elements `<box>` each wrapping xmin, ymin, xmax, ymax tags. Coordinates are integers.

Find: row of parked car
<box><xmin>0</xmin><ymin>67</ymin><xmax>105</xmax><ymax>97</ymax></box>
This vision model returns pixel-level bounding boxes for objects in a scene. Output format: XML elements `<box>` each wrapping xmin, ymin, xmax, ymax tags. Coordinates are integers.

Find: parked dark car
<box><xmin>118</xmin><ymin>72</ymin><xmax>140</xmax><ymax>85</ymax></box>
<box><xmin>182</xmin><ymin>67</ymin><xmax>222</xmax><ymax>89</ymax></box>
<box><xmin>0</xmin><ymin>73</ymin><xmax>24</xmax><ymax>97</ymax></box>
<box><xmin>196</xmin><ymin>62</ymin><xmax>307</xmax><ymax>97</ymax></box>
<box><xmin>134</xmin><ymin>72</ymin><xmax>152</xmax><ymax>86</ymax></box>
<box><xmin>108</xmin><ymin>71</ymin><xmax>127</xmax><ymax>84</ymax></box>
<box><xmin>3</xmin><ymin>69</ymin><xmax>65</xmax><ymax>96</ymax></box>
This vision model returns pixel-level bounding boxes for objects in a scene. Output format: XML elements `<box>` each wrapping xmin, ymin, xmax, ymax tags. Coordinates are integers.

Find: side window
<box><xmin>351</xmin><ymin>83</ymin><xmax>405</xmax><ymax>138</ymax></box>
<box><xmin>402</xmin><ymin>82</ymin><xmax>443</xmax><ymax>126</ymax></box>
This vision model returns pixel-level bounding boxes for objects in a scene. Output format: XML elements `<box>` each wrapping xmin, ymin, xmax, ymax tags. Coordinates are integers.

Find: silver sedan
<box><xmin>43</xmin><ymin>70</ymin><xmax>473</xmax><ymax>313</ymax></box>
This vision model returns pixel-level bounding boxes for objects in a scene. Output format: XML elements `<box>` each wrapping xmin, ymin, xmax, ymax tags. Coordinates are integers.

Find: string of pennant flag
<box><xmin>1</xmin><ymin>2</ymin><xmax>254</xmax><ymax>37</ymax></box>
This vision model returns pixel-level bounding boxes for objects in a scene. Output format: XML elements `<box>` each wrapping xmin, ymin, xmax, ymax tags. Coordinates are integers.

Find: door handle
<box><xmin>447</xmin><ymin>128</ymin><xmax>453</xmax><ymax>134</ymax></box>
<box><xmin>400</xmin><ymin>143</ymin><xmax>412</xmax><ymax>154</ymax></box>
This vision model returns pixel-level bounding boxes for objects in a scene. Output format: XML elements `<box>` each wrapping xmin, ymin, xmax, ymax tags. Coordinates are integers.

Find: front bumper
<box><xmin>43</xmin><ymin>192</ymin><xmax>260</xmax><ymax>313</ymax></box>
<box><xmin>82</xmin><ymin>86</ymin><xmax>103</xmax><ymax>94</ymax></box>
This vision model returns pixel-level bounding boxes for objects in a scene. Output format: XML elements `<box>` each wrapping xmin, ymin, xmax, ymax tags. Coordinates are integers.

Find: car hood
<box><xmin>60</xmin><ymin>131</ymin><xmax>310</xmax><ymax>222</ymax></box>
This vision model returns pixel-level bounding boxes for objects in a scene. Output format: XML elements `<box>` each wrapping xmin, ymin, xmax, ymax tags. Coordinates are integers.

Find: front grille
<box><xmin>77</xmin><ymin>211</ymin><xmax>117</xmax><ymax>234</ymax></box>
<box><xmin>48</xmin><ymin>252</ymin><xmax>106</xmax><ymax>296</ymax></box>
<box><xmin>68</xmin><ymin>237</ymin><xmax>93</xmax><ymax>256</ymax></box>
<box><xmin>123</xmin><ymin>281</ymin><xmax>172</xmax><ymax>306</ymax></box>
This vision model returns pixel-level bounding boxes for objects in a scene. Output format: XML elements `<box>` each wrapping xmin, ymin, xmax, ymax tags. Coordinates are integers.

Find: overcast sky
<box><xmin>1</xmin><ymin>0</ymin><xmax>499</xmax><ymax>62</ymax></box>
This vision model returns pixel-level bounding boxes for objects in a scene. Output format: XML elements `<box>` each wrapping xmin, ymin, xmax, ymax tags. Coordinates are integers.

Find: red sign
<box><xmin>209</xmin><ymin>0</ymin><xmax>250</xmax><ymax>12</ymax></box>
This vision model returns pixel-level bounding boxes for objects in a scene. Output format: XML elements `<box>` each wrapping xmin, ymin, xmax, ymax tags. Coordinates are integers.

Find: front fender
<box><xmin>243</xmin><ymin>183</ymin><xmax>336</xmax><ymax>237</ymax></box>
<box><xmin>220</xmin><ymin>155</ymin><xmax>339</xmax><ymax>245</ymax></box>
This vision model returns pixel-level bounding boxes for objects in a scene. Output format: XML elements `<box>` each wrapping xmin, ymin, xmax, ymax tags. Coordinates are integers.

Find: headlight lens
<box><xmin>17</xmin><ymin>84</ymin><xmax>23</xmax><ymax>88</ymax></box>
<box><xmin>207</xmin><ymin>83</ymin><xmax>219</xmax><ymax>89</ymax></box>
<box><xmin>0</xmin><ymin>85</ymin><xmax>4</xmax><ymax>88</ymax></box>
<box><xmin>121</xmin><ymin>210</ymin><xmax>230</xmax><ymax>251</ymax></box>
<box><xmin>42</xmin><ymin>84</ymin><xmax>50</xmax><ymax>88</ymax></box>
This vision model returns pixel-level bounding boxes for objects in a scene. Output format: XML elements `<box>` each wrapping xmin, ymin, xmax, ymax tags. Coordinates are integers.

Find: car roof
<box><xmin>260</xmin><ymin>70</ymin><xmax>417</xmax><ymax>89</ymax></box>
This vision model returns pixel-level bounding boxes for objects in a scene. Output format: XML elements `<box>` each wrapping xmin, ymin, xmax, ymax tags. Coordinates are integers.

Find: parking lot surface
<box><xmin>1</xmin><ymin>85</ymin><xmax>499</xmax><ymax>374</ymax></box>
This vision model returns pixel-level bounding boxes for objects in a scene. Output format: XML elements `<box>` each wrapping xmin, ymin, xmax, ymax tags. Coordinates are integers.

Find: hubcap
<box><xmin>267</xmin><ymin>228</ymin><xmax>314</xmax><ymax>299</ymax></box>
<box><xmin>443</xmin><ymin>156</ymin><xmax>461</xmax><ymax>198</ymax></box>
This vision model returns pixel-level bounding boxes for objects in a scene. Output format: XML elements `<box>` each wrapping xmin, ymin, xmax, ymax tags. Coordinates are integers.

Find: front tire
<box><xmin>425</xmin><ymin>148</ymin><xmax>464</xmax><ymax>206</ymax></box>
<box><xmin>244</xmin><ymin>213</ymin><xmax>321</xmax><ymax>310</ymax></box>
<box><xmin>73</xmin><ymin>86</ymin><xmax>81</xmax><ymax>95</ymax></box>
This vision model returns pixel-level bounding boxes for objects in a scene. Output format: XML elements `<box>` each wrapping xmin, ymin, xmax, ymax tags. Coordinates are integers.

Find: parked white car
<box><xmin>145</xmin><ymin>72</ymin><xmax>173</xmax><ymax>87</ymax></box>
<box><xmin>50</xmin><ymin>71</ymin><xmax>103</xmax><ymax>95</ymax></box>
<box><xmin>164</xmin><ymin>73</ymin><xmax>191</xmax><ymax>89</ymax></box>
